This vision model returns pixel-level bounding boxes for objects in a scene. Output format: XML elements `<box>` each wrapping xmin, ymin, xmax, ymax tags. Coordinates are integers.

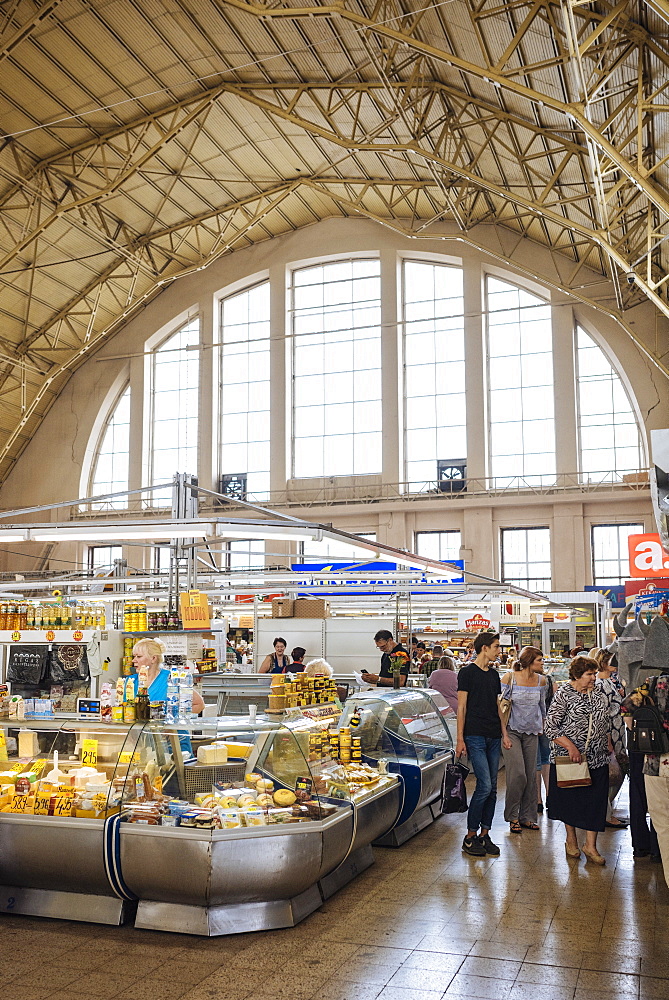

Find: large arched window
<box><xmin>576</xmin><ymin>326</ymin><xmax>642</xmax><ymax>482</ymax></box>
<box><xmin>403</xmin><ymin>261</ymin><xmax>465</xmax><ymax>485</ymax></box>
<box><xmin>150</xmin><ymin>317</ymin><xmax>199</xmax><ymax>504</ymax></box>
<box><xmin>486</xmin><ymin>277</ymin><xmax>555</xmax><ymax>485</ymax></box>
<box><xmin>220</xmin><ymin>281</ymin><xmax>270</xmax><ymax>499</ymax></box>
<box><xmin>291</xmin><ymin>258</ymin><xmax>382</xmax><ymax>478</ymax></box>
<box><xmin>90</xmin><ymin>385</ymin><xmax>130</xmax><ymax>508</ymax></box>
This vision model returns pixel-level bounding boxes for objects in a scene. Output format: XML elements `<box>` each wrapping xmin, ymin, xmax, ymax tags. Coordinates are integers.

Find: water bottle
<box><xmin>166</xmin><ymin>672</ymin><xmax>179</xmax><ymax>724</ymax></box>
<box><xmin>179</xmin><ymin>670</ymin><xmax>193</xmax><ymax>720</ymax></box>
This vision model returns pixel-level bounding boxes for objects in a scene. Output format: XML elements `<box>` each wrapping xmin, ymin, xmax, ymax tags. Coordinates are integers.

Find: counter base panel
<box><xmin>0</xmin><ymin>884</ymin><xmax>130</xmax><ymax>925</ymax></box>
<box><xmin>318</xmin><ymin>844</ymin><xmax>374</xmax><ymax>900</ymax></box>
<box><xmin>134</xmin><ymin>884</ymin><xmax>322</xmax><ymax>936</ymax></box>
<box><xmin>374</xmin><ymin>802</ymin><xmax>436</xmax><ymax>848</ymax></box>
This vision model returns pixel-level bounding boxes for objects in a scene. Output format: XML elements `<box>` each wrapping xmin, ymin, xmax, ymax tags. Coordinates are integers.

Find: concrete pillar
<box><xmin>197</xmin><ymin>295</ymin><xmax>215</xmax><ymax>493</ymax></box>
<box><xmin>380</xmin><ymin>249</ymin><xmax>401</xmax><ymax>485</ymax></box>
<box><xmin>269</xmin><ymin>263</ymin><xmax>287</xmax><ymax>492</ymax></box>
<box><xmin>463</xmin><ymin>506</ymin><xmax>495</xmax><ymax>579</ymax></box>
<box><xmin>552</xmin><ymin>502</ymin><xmax>586</xmax><ymax>590</ymax></box>
<box><xmin>463</xmin><ymin>262</ymin><xmax>486</xmax><ymax>482</ymax></box>
<box><xmin>552</xmin><ymin>298</ymin><xmax>578</xmax><ymax>480</ymax></box>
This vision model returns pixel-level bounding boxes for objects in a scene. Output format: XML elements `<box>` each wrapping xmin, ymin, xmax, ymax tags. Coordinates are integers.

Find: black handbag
<box><xmin>441</xmin><ymin>760</ymin><xmax>469</xmax><ymax>814</ymax></box>
<box><xmin>628</xmin><ymin>676</ymin><xmax>669</xmax><ymax>754</ymax></box>
<box><xmin>7</xmin><ymin>645</ymin><xmax>49</xmax><ymax>686</ymax></box>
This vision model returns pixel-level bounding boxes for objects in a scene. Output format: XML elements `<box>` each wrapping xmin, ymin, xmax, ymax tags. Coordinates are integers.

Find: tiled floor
<box><xmin>1</xmin><ymin>775</ymin><xmax>668</xmax><ymax>1000</ymax></box>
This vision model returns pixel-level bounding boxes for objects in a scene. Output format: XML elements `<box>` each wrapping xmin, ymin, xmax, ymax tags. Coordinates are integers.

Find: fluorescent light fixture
<box><xmin>0</xmin><ymin>534</ymin><xmax>30</xmax><ymax>543</ymax></box>
<box><xmin>216</xmin><ymin>524</ymin><xmax>320</xmax><ymax>542</ymax></box>
<box><xmin>31</xmin><ymin>522</ymin><xmax>213</xmax><ymax>542</ymax></box>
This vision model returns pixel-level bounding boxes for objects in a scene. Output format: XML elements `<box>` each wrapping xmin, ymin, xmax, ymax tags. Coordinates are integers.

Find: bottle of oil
<box><xmin>136</xmin><ymin>687</ymin><xmax>150</xmax><ymax>721</ymax></box>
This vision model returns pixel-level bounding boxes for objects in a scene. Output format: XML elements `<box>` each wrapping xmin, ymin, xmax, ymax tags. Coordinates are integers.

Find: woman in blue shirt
<box><xmin>130</xmin><ymin>638</ymin><xmax>204</xmax><ymax>714</ymax></box>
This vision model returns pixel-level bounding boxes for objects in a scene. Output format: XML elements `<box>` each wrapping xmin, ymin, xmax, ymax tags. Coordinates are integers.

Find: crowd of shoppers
<box><xmin>441</xmin><ymin>631</ymin><xmax>669</xmax><ymax>880</ymax></box>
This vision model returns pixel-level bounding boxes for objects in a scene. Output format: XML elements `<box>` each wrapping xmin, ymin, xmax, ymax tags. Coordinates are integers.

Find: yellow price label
<box><xmin>8</xmin><ymin>794</ymin><xmax>30</xmax><ymax>813</ymax></box>
<box><xmin>34</xmin><ymin>788</ymin><xmax>52</xmax><ymax>815</ymax></box>
<box><xmin>9</xmin><ymin>762</ymin><xmax>24</xmax><ymax>773</ymax></box>
<box><xmin>118</xmin><ymin>750</ymin><xmax>139</xmax><ymax>764</ymax></box>
<box><xmin>53</xmin><ymin>791</ymin><xmax>74</xmax><ymax>817</ymax></box>
<box><xmin>92</xmin><ymin>792</ymin><xmax>107</xmax><ymax>813</ymax></box>
<box><xmin>29</xmin><ymin>758</ymin><xmax>47</xmax><ymax>774</ymax></box>
<box><xmin>81</xmin><ymin>739</ymin><xmax>98</xmax><ymax>767</ymax></box>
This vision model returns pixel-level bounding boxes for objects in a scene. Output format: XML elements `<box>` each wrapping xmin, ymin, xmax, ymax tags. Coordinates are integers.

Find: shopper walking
<box><xmin>259</xmin><ymin>637</ymin><xmax>291</xmax><ymax>674</ymax></box>
<box><xmin>501</xmin><ymin>646</ymin><xmax>548</xmax><ymax>833</ymax></box>
<box><xmin>456</xmin><ymin>632</ymin><xmax>512</xmax><ymax>857</ymax></box>
<box><xmin>545</xmin><ymin>655</ymin><xmax>612</xmax><ymax>864</ymax></box>
<box><xmin>622</xmin><ymin>668</ymin><xmax>669</xmax><ymax>884</ymax></box>
<box><xmin>427</xmin><ymin>654</ymin><xmax>459</xmax><ymax>712</ymax></box>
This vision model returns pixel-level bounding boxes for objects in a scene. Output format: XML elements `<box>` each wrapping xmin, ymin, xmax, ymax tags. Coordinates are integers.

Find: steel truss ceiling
<box><xmin>0</xmin><ymin>0</ymin><xmax>668</xmax><ymax>482</ymax></box>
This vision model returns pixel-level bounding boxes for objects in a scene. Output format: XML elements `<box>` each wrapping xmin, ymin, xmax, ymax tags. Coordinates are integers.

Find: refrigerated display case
<box><xmin>0</xmin><ymin>713</ymin><xmax>402</xmax><ymax>936</ymax></box>
<box><xmin>340</xmin><ymin>688</ymin><xmax>454</xmax><ymax>846</ymax></box>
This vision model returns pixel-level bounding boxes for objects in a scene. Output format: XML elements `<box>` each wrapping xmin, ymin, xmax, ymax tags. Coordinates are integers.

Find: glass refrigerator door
<box><xmin>344</xmin><ymin>690</ymin><xmax>453</xmax><ymax>762</ymax></box>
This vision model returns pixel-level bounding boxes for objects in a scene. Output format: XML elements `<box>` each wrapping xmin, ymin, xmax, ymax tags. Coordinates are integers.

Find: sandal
<box><xmin>520</xmin><ymin>822</ymin><xmax>540</xmax><ymax>830</ymax></box>
<box><xmin>510</xmin><ymin>821</ymin><xmax>522</xmax><ymax>833</ymax></box>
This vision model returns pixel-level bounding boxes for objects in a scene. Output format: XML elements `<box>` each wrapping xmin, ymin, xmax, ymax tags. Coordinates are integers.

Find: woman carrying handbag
<box><xmin>544</xmin><ymin>655</ymin><xmax>612</xmax><ymax>864</ymax></box>
<box><xmin>500</xmin><ymin>646</ymin><xmax>548</xmax><ymax>834</ymax></box>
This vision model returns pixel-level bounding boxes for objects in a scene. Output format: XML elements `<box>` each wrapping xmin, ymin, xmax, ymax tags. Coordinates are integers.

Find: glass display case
<box><xmin>340</xmin><ymin>689</ymin><xmax>454</xmax><ymax>846</ymax></box>
<box><xmin>0</xmin><ymin>712</ymin><xmax>402</xmax><ymax>936</ymax></box>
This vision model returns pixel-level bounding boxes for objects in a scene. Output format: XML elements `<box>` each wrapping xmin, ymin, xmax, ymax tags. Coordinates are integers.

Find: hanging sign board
<box><xmin>457</xmin><ymin>612</ymin><xmax>499</xmax><ymax>633</ymax></box>
<box><xmin>628</xmin><ymin>534</ymin><xmax>669</xmax><ymax>578</ymax></box>
<box><xmin>179</xmin><ymin>591</ymin><xmax>211</xmax><ymax>630</ymax></box>
<box><xmin>491</xmin><ymin>597</ymin><xmax>531</xmax><ymax>624</ymax></box>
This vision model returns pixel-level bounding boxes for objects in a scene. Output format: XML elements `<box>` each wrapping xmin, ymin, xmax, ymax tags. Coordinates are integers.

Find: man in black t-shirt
<box><xmin>456</xmin><ymin>631</ymin><xmax>511</xmax><ymax>857</ymax></box>
<box><xmin>361</xmin><ymin>630</ymin><xmax>409</xmax><ymax>687</ymax></box>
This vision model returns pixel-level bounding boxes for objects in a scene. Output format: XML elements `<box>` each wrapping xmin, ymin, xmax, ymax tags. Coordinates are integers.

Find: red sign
<box><xmin>464</xmin><ymin>614</ymin><xmax>492</xmax><ymax>632</ymax></box>
<box><xmin>628</xmin><ymin>533</ymin><xmax>669</xmax><ymax>578</ymax></box>
<box><xmin>625</xmin><ymin>578</ymin><xmax>669</xmax><ymax>597</ymax></box>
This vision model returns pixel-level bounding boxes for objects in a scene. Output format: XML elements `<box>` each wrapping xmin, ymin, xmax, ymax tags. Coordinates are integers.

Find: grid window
<box><xmin>88</xmin><ymin>545</ymin><xmax>123</xmax><ymax>574</ymax></box>
<box><xmin>153</xmin><ymin>545</ymin><xmax>172</xmax><ymax>572</ymax></box>
<box><xmin>292</xmin><ymin>259</ymin><xmax>382</xmax><ymax>478</ymax></box>
<box><xmin>415</xmin><ymin>531</ymin><xmax>461</xmax><ymax>562</ymax></box>
<box><xmin>592</xmin><ymin>523</ymin><xmax>643</xmax><ymax>586</ymax></box>
<box><xmin>300</xmin><ymin>533</ymin><xmax>377</xmax><ymax>562</ymax></box>
<box><xmin>150</xmin><ymin>318</ymin><xmax>199</xmax><ymax>504</ymax></box>
<box><xmin>501</xmin><ymin>527</ymin><xmax>551</xmax><ymax>590</ymax></box>
<box><xmin>221</xmin><ymin>282</ymin><xmax>270</xmax><ymax>499</ymax></box>
<box><xmin>226</xmin><ymin>541</ymin><xmax>265</xmax><ymax>570</ymax></box>
<box><xmin>403</xmin><ymin>261</ymin><xmax>466</xmax><ymax>485</ymax></box>
<box><xmin>576</xmin><ymin>327</ymin><xmax>642</xmax><ymax>482</ymax></box>
<box><xmin>91</xmin><ymin>386</ymin><xmax>130</xmax><ymax>508</ymax></box>
<box><xmin>487</xmin><ymin>277</ymin><xmax>555</xmax><ymax>486</ymax></box>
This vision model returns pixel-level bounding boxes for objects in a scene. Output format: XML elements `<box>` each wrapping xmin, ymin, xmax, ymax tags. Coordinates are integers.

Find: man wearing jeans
<box><xmin>456</xmin><ymin>631</ymin><xmax>511</xmax><ymax>856</ymax></box>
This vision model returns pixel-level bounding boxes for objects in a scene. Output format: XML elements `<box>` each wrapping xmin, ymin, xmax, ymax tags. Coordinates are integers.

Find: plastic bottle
<box><xmin>165</xmin><ymin>672</ymin><xmax>179</xmax><ymax>724</ymax></box>
<box><xmin>179</xmin><ymin>670</ymin><xmax>194</xmax><ymax>720</ymax></box>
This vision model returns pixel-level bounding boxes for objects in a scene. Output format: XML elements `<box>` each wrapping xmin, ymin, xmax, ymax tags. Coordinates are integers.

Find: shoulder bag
<box><xmin>554</xmin><ymin>695</ymin><xmax>593</xmax><ymax>787</ymax></box>
<box><xmin>498</xmin><ymin>672</ymin><xmax>514</xmax><ymax>727</ymax></box>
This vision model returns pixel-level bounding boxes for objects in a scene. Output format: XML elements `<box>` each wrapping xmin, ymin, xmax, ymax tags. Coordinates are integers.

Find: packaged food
<box><xmin>219</xmin><ymin>808</ymin><xmax>242</xmax><ymax>829</ymax></box>
<box><xmin>244</xmin><ymin>807</ymin><xmax>266</xmax><ymax>826</ymax></box>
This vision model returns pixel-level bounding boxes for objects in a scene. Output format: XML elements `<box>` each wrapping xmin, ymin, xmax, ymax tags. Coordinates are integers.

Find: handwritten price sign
<box><xmin>8</xmin><ymin>794</ymin><xmax>30</xmax><ymax>813</ymax></box>
<box><xmin>81</xmin><ymin>739</ymin><xmax>98</xmax><ymax>767</ymax></box>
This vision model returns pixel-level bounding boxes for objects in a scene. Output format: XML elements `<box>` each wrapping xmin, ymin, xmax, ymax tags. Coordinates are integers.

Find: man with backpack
<box><xmin>622</xmin><ymin>669</ymin><xmax>669</xmax><ymax>885</ymax></box>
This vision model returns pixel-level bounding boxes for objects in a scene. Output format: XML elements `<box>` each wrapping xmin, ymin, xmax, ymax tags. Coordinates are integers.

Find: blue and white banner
<box><xmin>290</xmin><ymin>560</ymin><xmax>464</xmax><ymax>595</ymax></box>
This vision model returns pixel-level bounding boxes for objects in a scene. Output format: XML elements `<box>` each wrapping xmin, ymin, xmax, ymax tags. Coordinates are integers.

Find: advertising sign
<box><xmin>290</xmin><ymin>560</ymin><xmax>464</xmax><ymax>595</ymax></box>
<box><xmin>457</xmin><ymin>612</ymin><xmax>499</xmax><ymax>632</ymax></box>
<box><xmin>628</xmin><ymin>533</ymin><xmax>669</xmax><ymax>578</ymax></box>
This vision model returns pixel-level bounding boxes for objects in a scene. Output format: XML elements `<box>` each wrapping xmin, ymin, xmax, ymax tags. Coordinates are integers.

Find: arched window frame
<box><xmin>82</xmin><ymin>374</ymin><xmax>131</xmax><ymax>510</ymax></box>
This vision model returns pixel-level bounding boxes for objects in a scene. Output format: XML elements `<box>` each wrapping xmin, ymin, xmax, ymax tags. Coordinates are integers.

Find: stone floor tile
<box><xmin>444</xmin><ymin>972</ymin><xmax>515</xmax><ymax>998</ymax></box>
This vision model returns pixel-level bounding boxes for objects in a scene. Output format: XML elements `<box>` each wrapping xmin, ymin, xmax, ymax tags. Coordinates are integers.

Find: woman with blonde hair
<box><xmin>131</xmin><ymin>638</ymin><xmax>205</xmax><ymax>714</ymax></box>
<box><xmin>304</xmin><ymin>658</ymin><xmax>333</xmax><ymax>678</ymax></box>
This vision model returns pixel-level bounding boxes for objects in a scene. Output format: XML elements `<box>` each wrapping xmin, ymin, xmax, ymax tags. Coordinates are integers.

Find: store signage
<box><xmin>624</xmin><ymin>578</ymin><xmax>669</xmax><ymax>598</ymax></box>
<box><xmin>633</xmin><ymin>588</ymin><xmax>669</xmax><ymax>611</ymax></box>
<box><xmin>457</xmin><ymin>612</ymin><xmax>499</xmax><ymax>632</ymax></box>
<box><xmin>585</xmin><ymin>585</ymin><xmax>626</xmax><ymax>608</ymax></box>
<box><xmin>179</xmin><ymin>590</ymin><xmax>211</xmax><ymax>630</ymax></box>
<box><xmin>628</xmin><ymin>533</ymin><xmax>669</xmax><ymax>578</ymax></box>
<box><xmin>491</xmin><ymin>597</ymin><xmax>531</xmax><ymax>624</ymax></box>
<box><xmin>290</xmin><ymin>560</ymin><xmax>464</xmax><ymax>595</ymax></box>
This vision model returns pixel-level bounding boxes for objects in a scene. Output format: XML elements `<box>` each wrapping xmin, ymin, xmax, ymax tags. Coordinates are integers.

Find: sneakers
<box><xmin>480</xmin><ymin>833</ymin><xmax>500</xmax><ymax>856</ymax></box>
<box><xmin>462</xmin><ymin>833</ymin><xmax>500</xmax><ymax>856</ymax></box>
<box><xmin>462</xmin><ymin>834</ymin><xmax>486</xmax><ymax>856</ymax></box>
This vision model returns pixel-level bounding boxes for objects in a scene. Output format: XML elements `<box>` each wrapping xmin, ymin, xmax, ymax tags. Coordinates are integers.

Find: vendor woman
<box><xmin>259</xmin><ymin>637</ymin><xmax>291</xmax><ymax>674</ymax></box>
<box><xmin>131</xmin><ymin>638</ymin><xmax>205</xmax><ymax>715</ymax></box>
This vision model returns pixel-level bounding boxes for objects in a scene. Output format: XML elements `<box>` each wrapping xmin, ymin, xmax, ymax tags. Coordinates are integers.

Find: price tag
<box><xmin>9</xmin><ymin>762</ymin><xmax>24</xmax><ymax>774</ymax></box>
<box><xmin>119</xmin><ymin>750</ymin><xmax>139</xmax><ymax>764</ymax></box>
<box><xmin>296</xmin><ymin>776</ymin><xmax>313</xmax><ymax>795</ymax></box>
<box><xmin>53</xmin><ymin>790</ymin><xmax>74</xmax><ymax>817</ymax></box>
<box><xmin>33</xmin><ymin>786</ymin><xmax>52</xmax><ymax>815</ymax></box>
<box><xmin>9</xmin><ymin>793</ymin><xmax>30</xmax><ymax>813</ymax></box>
<box><xmin>10</xmin><ymin>631</ymin><xmax>20</xmax><ymax>642</ymax></box>
<box><xmin>91</xmin><ymin>792</ymin><xmax>107</xmax><ymax>814</ymax></box>
<box><xmin>29</xmin><ymin>758</ymin><xmax>47</xmax><ymax>774</ymax></box>
<box><xmin>81</xmin><ymin>739</ymin><xmax>98</xmax><ymax>767</ymax></box>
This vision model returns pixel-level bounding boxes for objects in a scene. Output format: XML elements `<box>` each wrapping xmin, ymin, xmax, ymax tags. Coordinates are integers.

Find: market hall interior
<box><xmin>1</xmin><ymin>779</ymin><xmax>667</xmax><ymax>1000</ymax></box>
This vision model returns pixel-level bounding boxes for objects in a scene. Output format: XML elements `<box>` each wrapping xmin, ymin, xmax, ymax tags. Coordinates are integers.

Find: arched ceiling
<box><xmin>1</xmin><ymin>0</ymin><xmax>669</xmax><ymax>483</ymax></box>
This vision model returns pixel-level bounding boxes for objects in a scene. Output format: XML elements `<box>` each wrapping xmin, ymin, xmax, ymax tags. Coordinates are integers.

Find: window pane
<box><xmin>151</xmin><ymin>319</ymin><xmax>200</xmax><ymax>505</ymax></box>
<box><xmin>91</xmin><ymin>387</ymin><xmax>130</xmax><ymax>509</ymax></box>
<box><xmin>403</xmin><ymin>261</ymin><xmax>466</xmax><ymax>487</ymax></box>
<box><xmin>487</xmin><ymin>279</ymin><xmax>555</xmax><ymax>486</ymax></box>
<box><xmin>221</xmin><ymin>283</ymin><xmax>270</xmax><ymax>500</ymax></box>
<box><xmin>576</xmin><ymin>327</ymin><xmax>642</xmax><ymax>481</ymax></box>
<box><xmin>501</xmin><ymin>527</ymin><xmax>551</xmax><ymax>590</ymax></box>
<box><xmin>415</xmin><ymin>531</ymin><xmax>462</xmax><ymax>562</ymax></box>
<box><xmin>292</xmin><ymin>259</ymin><xmax>382</xmax><ymax>478</ymax></box>
<box><xmin>591</xmin><ymin>523</ymin><xmax>643</xmax><ymax>586</ymax></box>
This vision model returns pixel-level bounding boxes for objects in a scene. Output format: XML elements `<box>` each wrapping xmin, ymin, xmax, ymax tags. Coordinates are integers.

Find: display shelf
<box><xmin>0</xmin><ymin>630</ymin><xmax>99</xmax><ymax>643</ymax></box>
<box><xmin>122</xmin><ymin>630</ymin><xmax>213</xmax><ymax>636</ymax></box>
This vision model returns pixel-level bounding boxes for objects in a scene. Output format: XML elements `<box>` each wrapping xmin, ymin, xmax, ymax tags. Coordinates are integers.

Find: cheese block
<box><xmin>221</xmin><ymin>742</ymin><xmax>251</xmax><ymax>760</ymax></box>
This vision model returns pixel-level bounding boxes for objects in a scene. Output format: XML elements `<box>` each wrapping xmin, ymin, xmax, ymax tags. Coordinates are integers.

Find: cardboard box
<box><xmin>272</xmin><ymin>598</ymin><xmax>294</xmax><ymax>618</ymax></box>
<box><xmin>293</xmin><ymin>598</ymin><xmax>330</xmax><ymax>619</ymax></box>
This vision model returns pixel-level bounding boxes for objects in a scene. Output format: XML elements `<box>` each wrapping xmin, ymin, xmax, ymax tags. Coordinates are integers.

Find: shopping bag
<box><xmin>441</xmin><ymin>760</ymin><xmax>469</xmax><ymax>813</ymax></box>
